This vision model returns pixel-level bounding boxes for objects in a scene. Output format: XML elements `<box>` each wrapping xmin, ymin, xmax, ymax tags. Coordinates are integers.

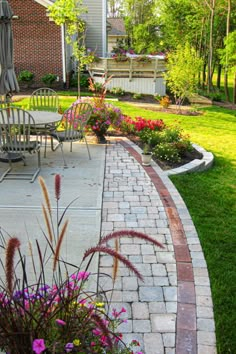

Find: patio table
<box><xmin>0</xmin><ymin>110</ymin><xmax>62</xmax><ymax>162</ymax></box>
<box><xmin>28</xmin><ymin>110</ymin><xmax>62</xmax><ymax>157</ymax></box>
<box><xmin>28</xmin><ymin>110</ymin><xmax>61</xmax><ymax>126</ymax></box>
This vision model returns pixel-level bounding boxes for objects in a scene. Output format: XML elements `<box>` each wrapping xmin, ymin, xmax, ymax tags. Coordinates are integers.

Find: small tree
<box><xmin>219</xmin><ymin>31</ymin><xmax>236</xmax><ymax>104</ymax></box>
<box><xmin>48</xmin><ymin>0</ymin><xmax>95</xmax><ymax>96</ymax></box>
<box><xmin>164</xmin><ymin>43</ymin><xmax>202</xmax><ymax>107</ymax></box>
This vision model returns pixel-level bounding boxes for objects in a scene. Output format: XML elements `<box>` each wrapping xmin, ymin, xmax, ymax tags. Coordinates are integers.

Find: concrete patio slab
<box><xmin>0</xmin><ymin>141</ymin><xmax>105</xmax><ymax>285</ymax></box>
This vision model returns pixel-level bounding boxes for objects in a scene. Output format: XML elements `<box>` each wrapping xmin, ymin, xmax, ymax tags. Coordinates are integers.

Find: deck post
<box><xmin>129</xmin><ymin>59</ymin><xmax>133</xmax><ymax>82</ymax></box>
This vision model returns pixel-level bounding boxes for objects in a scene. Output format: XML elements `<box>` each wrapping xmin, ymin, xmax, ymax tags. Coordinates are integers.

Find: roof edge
<box><xmin>34</xmin><ymin>0</ymin><xmax>53</xmax><ymax>8</ymax></box>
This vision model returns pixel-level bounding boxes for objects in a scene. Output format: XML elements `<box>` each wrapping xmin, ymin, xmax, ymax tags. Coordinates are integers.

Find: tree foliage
<box><xmin>48</xmin><ymin>0</ymin><xmax>94</xmax><ymax>95</ymax></box>
<box><xmin>165</xmin><ymin>43</ymin><xmax>203</xmax><ymax>105</ymax></box>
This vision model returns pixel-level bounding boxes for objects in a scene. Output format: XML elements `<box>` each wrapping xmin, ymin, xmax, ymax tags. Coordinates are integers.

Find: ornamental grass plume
<box><xmin>0</xmin><ymin>175</ymin><xmax>163</xmax><ymax>354</ymax></box>
<box><xmin>5</xmin><ymin>237</ymin><xmax>20</xmax><ymax>295</ymax></box>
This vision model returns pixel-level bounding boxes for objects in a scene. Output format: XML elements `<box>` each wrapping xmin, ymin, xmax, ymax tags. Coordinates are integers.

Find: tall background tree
<box><xmin>123</xmin><ymin>0</ymin><xmax>161</xmax><ymax>53</ymax></box>
<box><xmin>48</xmin><ymin>0</ymin><xmax>94</xmax><ymax>96</ymax></box>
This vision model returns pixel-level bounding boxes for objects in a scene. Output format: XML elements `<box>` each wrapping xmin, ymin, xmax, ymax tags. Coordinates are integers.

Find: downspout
<box><xmin>61</xmin><ymin>24</ymin><xmax>66</xmax><ymax>88</ymax></box>
<box><xmin>102</xmin><ymin>0</ymin><xmax>107</xmax><ymax>57</ymax></box>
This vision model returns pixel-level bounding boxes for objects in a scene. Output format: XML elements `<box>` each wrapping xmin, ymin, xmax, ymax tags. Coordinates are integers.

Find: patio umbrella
<box><xmin>0</xmin><ymin>0</ymin><xmax>19</xmax><ymax>98</ymax></box>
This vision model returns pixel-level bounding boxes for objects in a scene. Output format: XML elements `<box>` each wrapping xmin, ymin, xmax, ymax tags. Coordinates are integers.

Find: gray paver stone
<box><xmin>132</xmin><ymin>302</ymin><xmax>149</xmax><ymax>319</ymax></box>
<box><xmin>143</xmin><ymin>255</ymin><xmax>157</xmax><ymax>263</ymax></box>
<box><xmin>144</xmin><ymin>333</ymin><xmax>164</xmax><ymax>354</ymax></box>
<box><xmin>156</xmin><ymin>252</ymin><xmax>175</xmax><ymax>264</ymax></box>
<box><xmin>133</xmin><ymin>320</ymin><xmax>151</xmax><ymax>332</ymax></box>
<box><xmin>122</xmin><ymin>277</ymin><xmax>138</xmax><ymax>290</ymax></box>
<box><xmin>166</xmin><ymin>302</ymin><xmax>177</xmax><ymax>313</ymax></box>
<box><xmin>163</xmin><ymin>333</ymin><xmax>176</xmax><ymax>347</ymax></box>
<box><xmin>163</xmin><ymin>286</ymin><xmax>177</xmax><ymax>302</ymax></box>
<box><xmin>151</xmin><ymin>264</ymin><xmax>167</xmax><ymax>276</ymax></box>
<box><xmin>153</xmin><ymin>277</ymin><xmax>169</xmax><ymax>286</ymax></box>
<box><xmin>141</xmin><ymin>244</ymin><xmax>155</xmax><ymax>254</ymax></box>
<box><xmin>122</xmin><ymin>291</ymin><xmax>139</xmax><ymax>302</ymax></box>
<box><xmin>139</xmin><ymin>286</ymin><xmax>164</xmax><ymax>302</ymax></box>
<box><xmin>197</xmin><ymin>318</ymin><xmax>215</xmax><ymax>331</ymax></box>
<box><xmin>197</xmin><ymin>306</ymin><xmax>214</xmax><ymax>318</ymax></box>
<box><xmin>198</xmin><ymin>331</ymin><xmax>216</xmax><ymax>346</ymax></box>
<box><xmin>148</xmin><ymin>302</ymin><xmax>166</xmax><ymax>314</ymax></box>
<box><xmin>198</xmin><ymin>345</ymin><xmax>217</xmax><ymax>354</ymax></box>
<box><xmin>196</xmin><ymin>295</ymin><xmax>213</xmax><ymax>307</ymax></box>
<box><xmin>151</xmin><ymin>314</ymin><xmax>176</xmax><ymax>332</ymax></box>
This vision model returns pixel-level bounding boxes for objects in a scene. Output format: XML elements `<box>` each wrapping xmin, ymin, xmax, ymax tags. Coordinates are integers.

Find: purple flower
<box><xmin>65</xmin><ymin>342</ymin><xmax>74</xmax><ymax>352</ymax></box>
<box><xmin>32</xmin><ymin>339</ymin><xmax>46</xmax><ymax>354</ymax></box>
<box><xmin>56</xmin><ymin>319</ymin><xmax>66</xmax><ymax>326</ymax></box>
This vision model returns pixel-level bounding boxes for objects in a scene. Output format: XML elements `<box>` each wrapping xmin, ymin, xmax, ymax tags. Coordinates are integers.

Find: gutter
<box><xmin>61</xmin><ymin>25</ymin><xmax>66</xmax><ymax>86</ymax></box>
<box><xmin>102</xmin><ymin>0</ymin><xmax>107</xmax><ymax>57</ymax></box>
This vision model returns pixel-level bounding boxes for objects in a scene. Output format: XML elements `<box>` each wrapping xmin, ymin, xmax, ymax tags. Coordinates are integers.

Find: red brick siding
<box><xmin>10</xmin><ymin>0</ymin><xmax>63</xmax><ymax>87</ymax></box>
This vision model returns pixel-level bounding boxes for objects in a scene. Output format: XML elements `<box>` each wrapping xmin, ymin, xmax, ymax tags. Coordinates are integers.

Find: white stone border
<box><xmin>165</xmin><ymin>143</ymin><xmax>214</xmax><ymax>176</ymax></box>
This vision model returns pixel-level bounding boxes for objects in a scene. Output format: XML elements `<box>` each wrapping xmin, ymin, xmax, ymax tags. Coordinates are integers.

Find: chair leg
<box><xmin>59</xmin><ymin>143</ymin><xmax>67</xmax><ymax>168</ymax></box>
<box><xmin>84</xmin><ymin>136</ymin><xmax>91</xmax><ymax>160</ymax></box>
<box><xmin>29</xmin><ymin>147</ymin><xmax>41</xmax><ymax>183</ymax></box>
<box><xmin>50</xmin><ymin>136</ymin><xmax>60</xmax><ymax>152</ymax></box>
<box><xmin>0</xmin><ymin>167</ymin><xmax>12</xmax><ymax>182</ymax></box>
<box><xmin>44</xmin><ymin>135</ymin><xmax>47</xmax><ymax>158</ymax></box>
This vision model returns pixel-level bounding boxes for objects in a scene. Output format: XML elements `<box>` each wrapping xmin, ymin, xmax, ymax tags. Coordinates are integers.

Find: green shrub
<box><xmin>138</xmin><ymin>129</ymin><xmax>162</xmax><ymax>146</ymax></box>
<box><xmin>173</xmin><ymin>138</ymin><xmax>193</xmax><ymax>155</ymax></box>
<box><xmin>110</xmin><ymin>87</ymin><xmax>125</xmax><ymax>96</ymax></box>
<box><xmin>18</xmin><ymin>70</ymin><xmax>34</xmax><ymax>82</ymax></box>
<box><xmin>70</xmin><ymin>73</ymin><xmax>89</xmax><ymax>88</ymax></box>
<box><xmin>153</xmin><ymin>142</ymin><xmax>181</xmax><ymax>163</ymax></box>
<box><xmin>133</xmin><ymin>93</ymin><xmax>142</xmax><ymax>99</ymax></box>
<box><xmin>153</xmin><ymin>94</ymin><xmax>162</xmax><ymax>102</ymax></box>
<box><xmin>41</xmin><ymin>73</ymin><xmax>57</xmax><ymax>85</ymax></box>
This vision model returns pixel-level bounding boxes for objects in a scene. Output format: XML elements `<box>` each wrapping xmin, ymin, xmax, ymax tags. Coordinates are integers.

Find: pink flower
<box><xmin>32</xmin><ymin>339</ymin><xmax>46</xmax><ymax>354</ymax></box>
<box><xmin>56</xmin><ymin>319</ymin><xmax>66</xmax><ymax>326</ymax></box>
<box><xmin>71</xmin><ymin>271</ymin><xmax>90</xmax><ymax>281</ymax></box>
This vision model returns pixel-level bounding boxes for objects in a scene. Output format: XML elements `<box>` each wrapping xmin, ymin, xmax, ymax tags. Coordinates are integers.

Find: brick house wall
<box><xmin>11</xmin><ymin>0</ymin><xmax>63</xmax><ymax>88</ymax></box>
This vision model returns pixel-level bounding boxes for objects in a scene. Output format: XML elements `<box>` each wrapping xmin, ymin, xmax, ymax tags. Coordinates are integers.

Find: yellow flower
<box><xmin>73</xmin><ymin>339</ymin><xmax>81</xmax><ymax>346</ymax></box>
<box><xmin>95</xmin><ymin>302</ymin><xmax>105</xmax><ymax>307</ymax></box>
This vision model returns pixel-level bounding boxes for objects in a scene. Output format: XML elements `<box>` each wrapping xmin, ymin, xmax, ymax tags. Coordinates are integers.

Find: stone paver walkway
<box><xmin>99</xmin><ymin>138</ymin><xmax>216</xmax><ymax>354</ymax></box>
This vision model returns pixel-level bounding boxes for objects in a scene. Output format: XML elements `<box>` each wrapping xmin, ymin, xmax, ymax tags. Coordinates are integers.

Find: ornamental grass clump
<box><xmin>0</xmin><ymin>175</ymin><xmax>163</xmax><ymax>354</ymax></box>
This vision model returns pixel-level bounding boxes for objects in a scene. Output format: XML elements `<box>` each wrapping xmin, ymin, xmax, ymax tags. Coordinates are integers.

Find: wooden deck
<box><xmin>87</xmin><ymin>57</ymin><xmax>167</xmax><ymax>95</ymax></box>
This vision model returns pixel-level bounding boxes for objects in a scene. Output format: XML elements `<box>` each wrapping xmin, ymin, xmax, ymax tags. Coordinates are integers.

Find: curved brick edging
<box><xmin>119</xmin><ymin>138</ymin><xmax>216</xmax><ymax>354</ymax></box>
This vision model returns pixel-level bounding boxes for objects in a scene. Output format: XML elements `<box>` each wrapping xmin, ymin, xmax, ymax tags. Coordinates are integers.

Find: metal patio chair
<box><xmin>0</xmin><ymin>107</ymin><xmax>41</xmax><ymax>183</ymax></box>
<box><xmin>49</xmin><ymin>102</ymin><xmax>93</xmax><ymax>167</ymax></box>
<box><xmin>29</xmin><ymin>88</ymin><xmax>59</xmax><ymax>112</ymax></box>
<box><xmin>29</xmin><ymin>88</ymin><xmax>60</xmax><ymax>156</ymax></box>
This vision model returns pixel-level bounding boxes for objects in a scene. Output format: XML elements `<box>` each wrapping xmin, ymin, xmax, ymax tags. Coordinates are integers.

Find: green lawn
<box><xmin>13</xmin><ymin>96</ymin><xmax>236</xmax><ymax>352</ymax></box>
<box><xmin>113</xmin><ymin>101</ymin><xmax>236</xmax><ymax>353</ymax></box>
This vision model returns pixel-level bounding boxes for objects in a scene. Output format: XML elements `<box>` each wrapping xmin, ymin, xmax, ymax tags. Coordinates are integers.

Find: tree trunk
<box><xmin>217</xmin><ymin>64</ymin><xmax>221</xmax><ymax>89</ymax></box>
<box><xmin>77</xmin><ymin>69</ymin><xmax>80</xmax><ymax>98</ymax></box>
<box><xmin>224</xmin><ymin>70</ymin><xmax>230</xmax><ymax>101</ymax></box>
<box><xmin>207</xmin><ymin>3</ymin><xmax>215</xmax><ymax>93</ymax></box>
<box><xmin>233</xmin><ymin>71</ymin><xmax>236</xmax><ymax>104</ymax></box>
<box><xmin>202</xmin><ymin>62</ymin><xmax>207</xmax><ymax>88</ymax></box>
<box><xmin>224</xmin><ymin>0</ymin><xmax>231</xmax><ymax>102</ymax></box>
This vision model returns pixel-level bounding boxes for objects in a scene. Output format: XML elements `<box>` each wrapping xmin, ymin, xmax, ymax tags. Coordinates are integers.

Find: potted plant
<box><xmin>141</xmin><ymin>143</ymin><xmax>152</xmax><ymax>166</ymax></box>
